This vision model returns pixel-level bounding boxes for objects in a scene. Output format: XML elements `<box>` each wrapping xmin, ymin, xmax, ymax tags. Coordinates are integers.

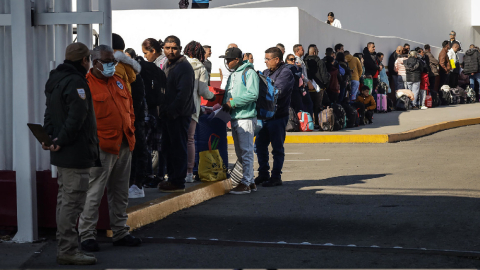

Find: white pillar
<box><xmin>0</xmin><ymin>0</ymin><xmax>6</xmax><ymax>170</ymax></box>
<box><xmin>98</xmin><ymin>0</ymin><xmax>111</xmax><ymax>46</ymax></box>
<box><xmin>54</xmin><ymin>0</ymin><xmax>67</xmax><ymax>66</ymax></box>
<box><xmin>11</xmin><ymin>0</ymin><xmax>38</xmax><ymax>243</ymax></box>
<box><xmin>34</xmin><ymin>0</ymin><xmax>50</xmax><ymax>171</ymax></box>
<box><xmin>77</xmin><ymin>0</ymin><xmax>92</xmax><ymax>48</ymax></box>
<box><xmin>66</xmin><ymin>0</ymin><xmax>73</xmax><ymax>44</ymax></box>
<box><xmin>4</xmin><ymin>0</ymin><xmax>13</xmax><ymax>170</ymax></box>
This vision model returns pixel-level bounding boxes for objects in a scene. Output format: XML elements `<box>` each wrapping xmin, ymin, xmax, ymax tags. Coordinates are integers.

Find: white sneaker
<box><xmin>128</xmin><ymin>184</ymin><xmax>145</xmax><ymax>198</ymax></box>
<box><xmin>420</xmin><ymin>106</ymin><xmax>428</xmax><ymax>110</ymax></box>
<box><xmin>185</xmin><ymin>173</ymin><xmax>194</xmax><ymax>183</ymax></box>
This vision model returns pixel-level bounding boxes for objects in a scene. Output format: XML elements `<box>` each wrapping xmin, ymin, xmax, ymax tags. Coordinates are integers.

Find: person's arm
<box><xmin>55</xmin><ymin>81</ymin><xmax>90</xmax><ymax>147</ymax></box>
<box><xmin>274</xmin><ymin>67</ymin><xmax>295</xmax><ymax>100</ymax></box>
<box><xmin>128</xmin><ymin>89</ymin><xmax>136</xmax><ymax>133</ymax></box>
<box><xmin>230</xmin><ymin>69</ymin><xmax>259</xmax><ymax>108</ymax></box>
<box><xmin>367</xmin><ymin>96</ymin><xmax>376</xmax><ymax>111</ymax></box>
<box><xmin>198</xmin><ymin>68</ymin><xmax>215</xmax><ymax>100</ymax></box>
<box><xmin>356</xmin><ymin>59</ymin><xmax>363</xmax><ymax>78</ymax></box>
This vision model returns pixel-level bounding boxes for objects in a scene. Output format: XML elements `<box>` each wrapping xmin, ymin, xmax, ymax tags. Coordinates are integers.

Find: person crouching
<box><xmin>355</xmin><ymin>86</ymin><xmax>376</xmax><ymax>124</ymax></box>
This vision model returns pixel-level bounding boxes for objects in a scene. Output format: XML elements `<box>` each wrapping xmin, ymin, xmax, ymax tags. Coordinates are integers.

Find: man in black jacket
<box><xmin>254</xmin><ymin>47</ymin><xmax>295</xmax><ymax>187</ymax></box>
<box><xmin>304</xmin><ymin>45</ymin><xmax>330</xmax><ymax>127</ymax></box>
<box><xmin>363</xmin><ymin>42</ymin><xmax>380</xmax><ymax>77</ymax></box>
<box><xmin>158</xmin><ymin>35</ymin><xmax>195</xmax><ymax>192</ymax></box>
<box><xmin>388</xmin><ymin>46</ymin><xmax>403</xmax><ymax>91</ymax></box>
<box><xmin>43</xmin><ymin>42</ymin><xmax>98</xmax><ymax>265</ymax></box>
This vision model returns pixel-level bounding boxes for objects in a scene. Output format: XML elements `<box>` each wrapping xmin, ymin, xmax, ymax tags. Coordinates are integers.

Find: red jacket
<box><xmin>87</xmin><ymin>71</ymin><xmax>135</xmax><ymax>155</ymax></box>
<box><xmin>327</xmin><ymin>68</ymin><xmax>340</xmax><ymax>94</ymax></box>
<box><xmin>420</xmin><ymin>73</ymin><xmax>430</xmax><ymax>91</ymax></box>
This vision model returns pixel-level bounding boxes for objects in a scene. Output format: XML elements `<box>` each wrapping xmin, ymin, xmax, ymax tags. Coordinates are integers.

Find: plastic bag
<box><xmin>198</xmin><ymin>134</ymin><xmax>227</xmax><ymax>182</ymax></box>
<box><xmin>364</xmin><ymin>78</ymin><xmax>373</xmax><ymax>95</ymax></box>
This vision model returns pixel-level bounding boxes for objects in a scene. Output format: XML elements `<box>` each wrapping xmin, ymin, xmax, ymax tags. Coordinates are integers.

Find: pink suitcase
<box><xmin>377</xmin><ymin>94</ymin><xmax>387</xmax><ymax>113</ymax></box>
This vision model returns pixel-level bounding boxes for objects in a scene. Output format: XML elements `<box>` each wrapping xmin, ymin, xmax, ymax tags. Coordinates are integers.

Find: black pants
<box><xmin>429</xmin><ymin>75</ymin><xmax>438</xmax><ymax>92</ymax></box>
<box><xmin>162</xmin><ymin>115</ymin><xmax>191</xmax><ymax>188</ymax></box>
<box><xmin>439</xmin><ymin>69</ymin><xmax>450</xmax><ymax>87</ymax></box>
<box><xmin>192</xmin><ymin>3</ymin><xmax>209</xmax><ymax>8</ymax></box>
<box><xmin>302</xmin><ymin>91</ymin><xmax>314</xmax><ymax>116</ymax></box>
<box><xmin>449</xmin><ymin>72</ymin><xmax>459</xmax><ymax>88</ymax></box>
<box><xmin>290</xmin><ymin>90</ymin><xmax>305</xmax><ymax>113</ymax></box>
<box><xmin>309</xmin><ymin>90</ymin><xmax>325</xmax><ymax>126</ymax></box>
<box><xmin>130</xmin><ymin>122</ymin><xmax>149</xmax><ymax>186</ymax></box>
<box><xmin>326</xmin><ymin>91</ymin><xmax>339</xmax><ymax>106</ymax></box>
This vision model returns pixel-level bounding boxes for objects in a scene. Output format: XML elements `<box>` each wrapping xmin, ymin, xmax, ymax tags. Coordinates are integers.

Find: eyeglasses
<box><xmin>288</xmin><ymin>58</ymin><xmax>296</xmax><ymax>61</ymax></box>
<box><xmin>450</xmin><ymin>33</ymin><xmax>455</xmax><ymax>36</ymax></box>
<box><xmin>264</xmin><ymin>57</ymin><xmax>278</xmax><ymax>61</ymax></box>
<box><xmin>97</xmin><ymin>60</ymin><xmax>118</xmax><ymax>67</ymax></box>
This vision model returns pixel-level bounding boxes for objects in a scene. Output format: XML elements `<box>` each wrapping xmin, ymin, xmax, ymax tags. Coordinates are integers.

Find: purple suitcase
<box><xmin>377</xmin><ymin>94</ymin><xmax>387</xmax><ymax>112</ymax></box>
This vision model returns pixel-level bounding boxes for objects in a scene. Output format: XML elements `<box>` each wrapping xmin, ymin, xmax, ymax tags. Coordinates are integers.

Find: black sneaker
<box><xmin>255</xmin><ymin>175</ymin><xmax>270</xmax><ymax>185</ymax></box>
<box><xmin>143</xmin><ymin>176</ymin><xmax>163</xmax><ymax>188</ymax></box>
<box><xmin>113</xmin><ymin>235</ymin><xmax>142</xmax><ymax>247</ymax></box>
<box><xmin>262</xmin><ymin>178</ymin><xmax>283</xmax><ymax>187</ymax></box>
<box><xmin>81</xmin><ymin>239</ymin><xmax>100</xmax><ymax>252</ymax></box>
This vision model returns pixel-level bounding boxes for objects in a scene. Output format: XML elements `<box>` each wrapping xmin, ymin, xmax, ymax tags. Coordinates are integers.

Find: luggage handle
<box><xmin>208</xmin><ymin>134</ymin><xmax>220</xmax><ymax>152</ymax></box>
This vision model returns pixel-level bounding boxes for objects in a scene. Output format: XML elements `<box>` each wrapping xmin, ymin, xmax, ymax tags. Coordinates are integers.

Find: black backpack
<box><xmin>179</xmin><ymin>0</ymin><xmax>189</xmax><ymax>9</ymax></box>
<box><xmin>332</xmin><ymin>104</ymin><xmax>346</xmax><ymax>131</ymax></box>
<box><xmin>138</xmin><ymin>60</ymin><xmax>167</xmax><ymax>110</ymax></box>
<box><xmin>342</xmin><ymin>103</ymin><xmax>359</xmax><ymax>128</ymax></box>
<box><xmin>286</xmin><ymin>107</ymin><xmax>300</xmax><ymax>132</ymax></box>
<box><xmin>431</xmin><ymin>90</ymin><xmax>441</xmax><ymax>107</ymax></box>
<box><xmin>396</xmin><ymin>95</ymin><xmax>410</xmax><ymax>111</ymax></box>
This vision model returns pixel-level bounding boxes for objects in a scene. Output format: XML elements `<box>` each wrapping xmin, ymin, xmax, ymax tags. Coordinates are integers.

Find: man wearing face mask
<box><xmin>79</xmin><ymin>45</ymin><xmax>141</xmax><ymax>252</ymax></box>
<box><xmin>221</xmin><ymin>47</ymin><xmax>259</xmax><ymax>194</ymax></box>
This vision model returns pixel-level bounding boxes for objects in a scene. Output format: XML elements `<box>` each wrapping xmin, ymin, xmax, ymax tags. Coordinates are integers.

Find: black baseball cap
<box><xmin>219</xmin><ymin>47</ymin><xmax>243</xmax><ymax>59</ymax></box>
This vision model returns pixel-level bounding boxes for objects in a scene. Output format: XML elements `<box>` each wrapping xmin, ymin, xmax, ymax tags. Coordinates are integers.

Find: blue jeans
<box><xmin>406</xmin><ymin>81</ymin><xmax>420</xmax><ymax>107</ymax></box>
<box><xmin>350</xmin><ymin>80</ymin><xmax>359</xmax><ymax>102</ymax></box>
<box><xmin>255</xmin><ymin>115</ymin><xmax>288</xmax><ymax>179</ymax></box>
<box><xmin>161</xmin><ymin>115</ymin><xmax>191</xmax><ymax>188</ymax></box>
<box><xmin>470</xmin><ymin>73</ymin><xmax>480</xmax><ymax>91</ymax></box>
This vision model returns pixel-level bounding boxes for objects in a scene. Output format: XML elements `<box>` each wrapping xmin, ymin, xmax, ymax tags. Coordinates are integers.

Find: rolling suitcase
<box><xmin>376</xmin><ymin>94</ymin><xmax>387</xmax><ymax>113</ymax></box>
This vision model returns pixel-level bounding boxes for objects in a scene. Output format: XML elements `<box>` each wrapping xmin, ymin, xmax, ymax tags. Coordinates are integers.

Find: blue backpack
<box><xmin>242</xmin><ymin>66</ymin><xmax>280</xmax><ymax>120</ymax></box>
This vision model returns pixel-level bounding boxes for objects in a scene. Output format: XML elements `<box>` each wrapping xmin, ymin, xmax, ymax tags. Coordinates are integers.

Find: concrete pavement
<box><xmin>15</xmin><ymin>125</ymin><xmax>480</xmax><ymax>268</ymax></box>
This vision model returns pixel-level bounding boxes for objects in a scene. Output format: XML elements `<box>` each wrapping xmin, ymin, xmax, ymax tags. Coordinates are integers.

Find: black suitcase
<box><xmin>286</xmin><ymin>107</ymin><xmax>300</xmax><ymax>132</ymax></box>
<box><xmin>331</xmin><ymin>104</ymin><xmax>346</xmax><ymax>131</ymax></box>
<box><xmin>396</xmin><ymin>95</ymin><xmax>410</xmax><ymax>111</ymax></box>
<box><xmin>342</xmin><ymin>103</ymin><xmax>359</xmax><ymax>128</ymax></box>
<box><xmin>431</xmin><ymin>91</ymin><xmax>441</xmax><ymax>107</ymax></box>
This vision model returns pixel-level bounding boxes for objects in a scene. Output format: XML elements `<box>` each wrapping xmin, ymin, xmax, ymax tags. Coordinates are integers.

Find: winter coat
<box><xmin>114</xmin><ymin>50</ymin><xmax>141</xmax><ymax>95</ymax></box>
<box><xmin>394</xmin><ymin>56</ymin><xmax>408</xmax><ymax>76</ymax></box>
<box><xmin>425</xmin><ymin>51</ymin><xmax>440</xmax><ymax>76</ymax></box>
<box><xmin>303</xmin><ymin>55</ymin><xmax>330</xmax><ymax>89</ymax></box>
<box><xmin>327</xmin><ymin>67</ymin><xmax>340</xmax><ymax>94</ymax></box>
<box><xmin>223</xmin><ymin>61</ymin><xmax>259</xmax><ymax>120</ymax></box>
<box><xmin>263</xmin><ymin>63</ymin><xmax>295</xmax><ymax>118</ymax></box>
<box><xmin>131</xmin><ymin>74</ymin><xmax>146</xmax><ymax>126</ymax></box>
<box><xmin>87</xmin><ymin>72</ymin><xmax>135</xmax><ymax>155</ymax></box>
<box><xmin>388</xmin><ymin>51</ymin><xmax>399</xmax><ymax>76</ymax></box>
<box><xmin>186</xmin><ymin>56</ymin><xmax>215</xmax><ymax>122</ymax></box>
<box><xmin>162</xmin><ymin>56</ymin><xmax>195</xmax><ymax>119</ymax></box>
<box><xmin>43</xmin><ymin>62</ymin><xmax>99</xmax><ymax>169</ymax></box>
<box><xmin>462</xmin><ymin>48</ymin><xmax>480</xmax><ymax>75</ymax></box>
<box><xmin>363</xmin><ymin>47</ymin><xmax>379</xmax><ymax>77</ymax></box>
<box><xmin>345</xmin><ymin>54</ymin><xmax>362</xmax><ymax>81</ymax></box>
<box><xmin>438</xmin><ymin>47</ymin><xmax>451</xmax><ymax>73</ymax></box>
<box><xmin>356</xmin><ymin>94</ymin><xmax>376</xmax><ymax>111</ymax></box>
<box><xmin>403</xmin><ymin>57</ymin><xmax>423</xmax><ymax>82</ymax></box>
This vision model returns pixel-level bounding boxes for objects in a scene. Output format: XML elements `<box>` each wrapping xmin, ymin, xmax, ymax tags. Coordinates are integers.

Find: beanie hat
<box><xmin>65</xmin><ymin>42</ymin><xmax>91</xmax><ymax>62</ymax></box>
<box><xmin>112</xmin><ymin>33</ymin><xmax>125</xmax><ymax>50</ymax></box>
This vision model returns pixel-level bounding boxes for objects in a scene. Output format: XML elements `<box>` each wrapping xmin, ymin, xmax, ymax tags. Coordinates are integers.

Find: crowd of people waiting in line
<box><xmin>41</xmin><ymin>27</ymin><xmax>480</xmax><ymax>264</ymax></box>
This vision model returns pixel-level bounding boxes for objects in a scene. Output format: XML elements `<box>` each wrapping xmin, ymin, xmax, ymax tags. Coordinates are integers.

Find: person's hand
<box><xmin>41</xmin><ymin>142</ymin><xmax>50</xmax><ymax>151</ymax></box>
<box><xmin>43</xmin><ymin>138</ymin><xmax>61</xmax><ymax>152</ymax></box>
<box><xmin>222</xmin><ymin>101</ymin><xmax>232</xmax><ymax>113</ymax></box>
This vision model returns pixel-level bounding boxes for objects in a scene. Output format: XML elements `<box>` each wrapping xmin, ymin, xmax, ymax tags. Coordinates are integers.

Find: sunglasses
<box><xmin>288</xmin><ymin>58</ymin><xmax>295</xmax><ymax>61</ymax></box>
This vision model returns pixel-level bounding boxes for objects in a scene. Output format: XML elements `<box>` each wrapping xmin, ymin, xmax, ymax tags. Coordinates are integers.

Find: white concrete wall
<box><xmin>105</xmin><ymin>0</ymin><xmax>475</xmax><ymax>48</ymax></box>
<box><xmin>112</xmin><ymin>8</ymin><xmax>300</xmax><ymax>73</ymax></box>
<box><xmin>472</xmin><ymin>0</ymin><xmax>480</xmax><ymax>26</ymax></box>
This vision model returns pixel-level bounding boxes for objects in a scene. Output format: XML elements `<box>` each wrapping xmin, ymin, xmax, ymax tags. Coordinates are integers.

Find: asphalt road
<box><xmin>21</xmin><ymin>125</ymin><xmax>480</xmax><ymax>268</ymax></box>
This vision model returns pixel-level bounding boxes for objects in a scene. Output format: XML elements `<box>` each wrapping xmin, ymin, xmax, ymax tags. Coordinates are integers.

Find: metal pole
<box><xmin>11</xmin><ymin>0</ymin><xmax>38</xmax><ymax>243</ymax></box>
<box><xmin>0</xmin><ymin>0</ymin><xmax>6</xmax><ymax>170</ymax></box>
<box><xmin>98</xmin><ymin>0</ymin><xmax>111</xmax><ymax>46</ymax></box>
<box><xmin>66</xmin><ymin>0</ymin><xmax>73</xmax><ymax>44</ymax></box>
<box><xmin>77</xmin><ymin>0</ymin><xmax>92</xmax><ymax>48</ymax></box>
<box><xmin>4</xmin><ymin>0</ymin><xmax>13</xmax><ymax>170</ymax></box>
<box><xmin>54</xmin><ymin>0</ymin><xmax>67</xmax><ymax>66</ymax></box>
<box><xmin>34</xmin><ymin>0</ymin><xmax>50</xmax><ymax>171</ymax></box>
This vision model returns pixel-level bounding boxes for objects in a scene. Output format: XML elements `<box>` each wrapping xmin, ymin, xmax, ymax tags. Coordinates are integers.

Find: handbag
<box><xmin>198</xmin><ymin>134</ymin><xmax>227</xmax><ymax>182</ymax></box>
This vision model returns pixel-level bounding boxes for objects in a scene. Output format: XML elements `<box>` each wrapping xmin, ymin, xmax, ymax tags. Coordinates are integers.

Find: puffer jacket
<box><xmin>425</xmin><ymin>51</ymin><xmax>440</xmax><ymax>76</ymax></box>
<box><xmin>462</xmin><ymin>48</ymin><xmax>480</xmax><ymax>75</ymax></box>
<box><xmin>185</xmin><ymin>56</ymin><xmax>214</xmax><ymax>122</ymax></box>
<box><xmin>404</xmin><ymin>57</ymin><xmax>423</xmax><ymax>82</ymax></box>
<box><xmin>438</xmin><ymin>47</ymin><xmax>451</xmax><ymax>73</ymax></box>
<box><xmin>356</xmin><ymin>94</ymin><xmax>376</xmax><ymax>111</ymax></box>
<box><xmin>114</xmin><ymin>50</ymin><xmax>141</xmax><ymax>94</ymax></box>
<box><xmin>394</xmin><ymin>55</ymin><xmax>408</xmax><ymax>76</ymax></box>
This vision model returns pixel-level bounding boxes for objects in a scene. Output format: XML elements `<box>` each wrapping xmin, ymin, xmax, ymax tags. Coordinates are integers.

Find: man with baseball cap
<box><xmin>42</xmin><ymin>42</ymin><xmax>99</xmax><ymax>265</ymax></box>
<box><xmin>221</xmin><ymin>47</ymin><xmax>259</xmax><ymax>194</ymax></box>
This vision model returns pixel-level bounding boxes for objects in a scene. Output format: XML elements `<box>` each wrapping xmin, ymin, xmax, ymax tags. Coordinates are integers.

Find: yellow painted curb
<box><xmin>226</xmin><ymin>117</ymin><xmax>480</xmax><ymax>144</ymax></box>
<box><xmin>107</xmin><ymin>179</ymin><xmax>232</xmax><ymax>237</ymax></box>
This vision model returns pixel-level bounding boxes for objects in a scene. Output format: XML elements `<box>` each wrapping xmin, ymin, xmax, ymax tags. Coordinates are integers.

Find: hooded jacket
<box><xmin>303</xmin><ymin>55</ymin><xmax>330</xmax><ymax>89</ymax></box>
<box><xmin>425</xmin><ymin>51</ymin><xmax>440</xmax><ymax>76</ymax></box>
<box><xmin>162</xmin><ymin>56</ymin><xmax>195</xmax><ymax>119</ymax></box>
<box><xmin>438</xmin><ymin>47</ymin><xmax>451</xmax><ymax>73</ymax></box>
<box><xmin>223</xmin><ymin>61</ymin><xmax>259</xmax><ymax>120</ymax></box>
<box><xmin>363</xmin><ymin>47</ymin><xmax>379</xmax><ymax>76</ymax></box>
<box><xmin>263</xmin><ymin>63</ymin><xmax>295</xmax><ymax>118</ymax></box>
<box><xmin>43</xmin><ymin>62</ymin><xmax>99</xmax><ymax>169</ymax></box>
<box><xmin>346</xmin><ymin>54</ymin><xmax>363</xmax><ymax>81</ymax></box>
<box><xmin>388</xmin><ymin>51</ymin><xmax>399</xmax><ymax>76</ymax></box>
<box><xmin>114</xmin><ymin>50</ymin><xmax>141</xmax><ymax>94</ymax></box>
<box><xmin>462</xmin><ymin>48</ymin><xmax>480</xmax><ymax>75</ymax></box>
<box><xmin>404</xmin><ymin>57</ymin><xmax>423</xmax><ymax>82</ymax></box>
<box><xmin>186</xmin><ymin>56</ymin><xmax>215</xmax><ymax>122</ymax></box>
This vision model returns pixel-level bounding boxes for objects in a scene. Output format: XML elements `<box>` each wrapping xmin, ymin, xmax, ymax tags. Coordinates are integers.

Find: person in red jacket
<box><xmin>325</xmin><ymin>56</ymin><xmax>341</xmax><ymax>103</ymax></box>
<box><xmin>78</xmin><ymin>45</ymin><xmax>141</xmax><ymax>252</ymax></box>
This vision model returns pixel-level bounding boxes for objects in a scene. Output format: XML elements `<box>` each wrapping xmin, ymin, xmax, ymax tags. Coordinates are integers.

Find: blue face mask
<box><xmin>96</xmin><ymin>61</ymin><xmax>116</xmax><ymax>77</ymax></box>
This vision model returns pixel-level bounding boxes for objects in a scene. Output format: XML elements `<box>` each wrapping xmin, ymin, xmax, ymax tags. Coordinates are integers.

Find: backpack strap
<box><xmin>242</xmin><ymin>66</ymin><xmax>255</xmax><ymax>86</ymax></box>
